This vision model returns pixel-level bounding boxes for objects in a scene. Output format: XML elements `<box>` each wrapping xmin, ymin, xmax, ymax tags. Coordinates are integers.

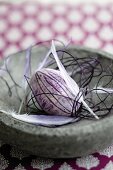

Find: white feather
<box><xmin>23</xmin><ymin>46</ymin><xmax>32</xmax><ymax>89</ymax></box>
<box><xmin>92</xmin><ymin>86</ymin><xmax>113</xmax><ymax>94</ymax></box>
<box><xmin>36</xmin><ymin>48</ymin><xmax>51</xmax><ymax>71</ymax></box>
<box><xmin>51</xmin><ymin>40</ymin><xmax>99</xmax><ymax>119</ymax></box>
<box><xmin>0</xmin><ymin>109</ymin><xmax>78</xmax><ymax>126</ymax></box>
<box><xmin>11</xmin><ymin>114</ymin><xmax>78</xmax><ymax>126</ymax></box>
<box><xmin>0</xmin><ymin>57</ymin><xmax>10</xmax><ymax>76</ymax></box>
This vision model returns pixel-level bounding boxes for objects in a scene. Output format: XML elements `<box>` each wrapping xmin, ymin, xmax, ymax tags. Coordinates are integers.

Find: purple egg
<box><xmin>28</xmin><ymin>68</ymin><xmax>81</xmax><ymax>117</ymax></box>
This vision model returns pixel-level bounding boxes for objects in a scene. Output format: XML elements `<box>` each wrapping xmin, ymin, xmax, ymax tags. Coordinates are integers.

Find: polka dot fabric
<box><xmin>1</xmin><ymin>2</ymin><xmax>113</xmax><ymax>170</ymax></box>
<box><xmin>1</xmin><ymin>2</ymin><xmax>113</xmax><ymax>58</ymax></box>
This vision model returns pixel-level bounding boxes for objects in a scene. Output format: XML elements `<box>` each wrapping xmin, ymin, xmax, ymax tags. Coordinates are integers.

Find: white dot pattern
<box><xmin>0</xmin><ymin>3</ymin><xmax>113</xmax><ymax>58</ymax></box>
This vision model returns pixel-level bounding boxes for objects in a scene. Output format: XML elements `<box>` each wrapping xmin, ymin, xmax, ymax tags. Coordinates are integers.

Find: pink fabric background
<box><xmin>0</xmin><ymin>2</ymin><xmax>113</xmax><ymax>170</ymax></box>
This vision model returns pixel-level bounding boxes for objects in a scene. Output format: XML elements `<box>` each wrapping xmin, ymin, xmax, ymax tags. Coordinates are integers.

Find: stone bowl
<box><xmin>0</xmin><ymin>45</ymin><xmax>113</xmax><ymax>158</ymax></box>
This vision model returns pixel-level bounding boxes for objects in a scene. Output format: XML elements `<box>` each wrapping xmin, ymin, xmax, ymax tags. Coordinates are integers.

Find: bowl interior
<box><xmin>0</xmin><ymin>45</ymin><xmax>113</xmax><ymax>121</ymax></box>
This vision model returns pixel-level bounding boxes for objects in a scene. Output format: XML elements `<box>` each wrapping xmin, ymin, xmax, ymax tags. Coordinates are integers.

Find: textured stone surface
<box><xmin>0</xmin><ymin>46</ymin><xmax>113</xmax><ymax>158</ymax></box>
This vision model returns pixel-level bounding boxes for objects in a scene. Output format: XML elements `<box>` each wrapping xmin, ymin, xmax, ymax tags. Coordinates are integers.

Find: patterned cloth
<box><xmin>0</xmin><ymin>2</ymin><xmax>113</xmax><ymax>170</ymax></box>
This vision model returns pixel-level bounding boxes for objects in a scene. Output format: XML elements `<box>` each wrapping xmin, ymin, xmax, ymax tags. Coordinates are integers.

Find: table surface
<box><xmin>0</xmin><ymin>2</ymin><xmax>113</xmax><ymax>170</ymax></box>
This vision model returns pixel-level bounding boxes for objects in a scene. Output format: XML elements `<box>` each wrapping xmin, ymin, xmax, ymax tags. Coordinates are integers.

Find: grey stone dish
<box><xmin>0</xmin><ymin>45</ymin><xmax>113</xmax><ymax>158</ymax></box>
